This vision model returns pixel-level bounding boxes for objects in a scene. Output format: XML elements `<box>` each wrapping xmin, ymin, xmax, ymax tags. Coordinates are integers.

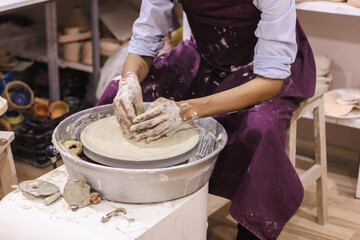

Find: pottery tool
<box><xmin>195</xmin><ymin>123</ymin><xmax>216</xmax><ymax>158</ymax></box>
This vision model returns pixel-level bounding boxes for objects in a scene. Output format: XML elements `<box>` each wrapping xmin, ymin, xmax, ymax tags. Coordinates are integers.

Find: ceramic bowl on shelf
<box><xmin>49</xmin><ymin>101</ymin><xmax>69</xmax><ymax>119</ymax></box>
<box><xmin>4</xmin><ymin>110</ymin><xmax>24</xmax><ymax>125</ymax></box>
<box><xmin>11</xmin><ymin>87</ymin><xmax>32</xmax><ymax>106</ymax></box>
<box><xmin>32</xmin><ymin>102</ymin><xmax>50</xmax><ymax>120</ymax></box>
<box><xmin>3</xmin><ymin>80</ymin><xmax>34</xmax><ymax>110</ymax></box>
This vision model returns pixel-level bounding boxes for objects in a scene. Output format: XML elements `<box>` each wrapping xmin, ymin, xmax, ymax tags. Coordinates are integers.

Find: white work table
<box><xmin>0</xmin><ymin>165</ymin><xmax>208</xmax><ymax>240</ymax></box>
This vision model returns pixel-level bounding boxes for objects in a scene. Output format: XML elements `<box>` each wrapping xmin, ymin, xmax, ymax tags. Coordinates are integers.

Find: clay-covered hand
<box><xmin>130</xmin><ymin>97</ymin><xmax>183</xmax><ymax>142</ymax></box>
<box><xmin>113</xmin><ymin>72</ymin><xmax>144</xmax><ymax>135</ymax></box>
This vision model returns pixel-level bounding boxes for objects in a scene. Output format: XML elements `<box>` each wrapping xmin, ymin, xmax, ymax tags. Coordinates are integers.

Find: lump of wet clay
<box><xmin>19</xmin><ymin>180</ymin><xmax>60</xmax><ymax>197</ymax></box>
<box><xmin>63</xmin><ymin>140</ymin><xmax>83</xmax><ymax>155</ymax></box>
<box><xmin>63</xmin><ymin>179</ymin><xmax>91</xmax><ymax>208</ymax></box>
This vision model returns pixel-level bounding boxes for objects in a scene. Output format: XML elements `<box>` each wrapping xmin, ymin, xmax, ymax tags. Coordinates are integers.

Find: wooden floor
<box><xmin>1</xmin><ymin>156</ymin><xmax>359</xmax><ymax>240</ymax></box>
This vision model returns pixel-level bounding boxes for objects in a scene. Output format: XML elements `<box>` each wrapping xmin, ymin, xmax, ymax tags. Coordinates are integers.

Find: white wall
<box><xmin>297</xmin><ymin>10</ymin><xmax>360</xmax><ymax>89</ymax></box>
<box><xmin>297</xmin><ymin>10</ymin><xmax>360</xmax><ymax>152</ymax></box>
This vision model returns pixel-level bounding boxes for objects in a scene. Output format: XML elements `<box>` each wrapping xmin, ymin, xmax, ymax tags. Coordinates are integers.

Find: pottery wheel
<box><xmin>80</xmin><ymin>116</ymin><xmax>199</xmax><ymax>168</ymax></box>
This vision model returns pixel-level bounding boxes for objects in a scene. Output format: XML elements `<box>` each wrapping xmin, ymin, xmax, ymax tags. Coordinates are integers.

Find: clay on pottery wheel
<box><xmin>80</xmin><ymin>116</ymin><xmax>199</xmax><ymax>163</ymax></box>
<box><xmin>63</xmin><ymin>179</ymin><xmax>91</xmax><ymax>208</ymax></box>
<box><xmin>11</xmin><ymin>87</ymin><xmax>31</xmax><ymax>106</ymax></box>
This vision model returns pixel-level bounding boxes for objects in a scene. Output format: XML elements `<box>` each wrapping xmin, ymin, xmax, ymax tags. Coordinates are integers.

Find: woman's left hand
<box><xmin>130</xmin><ymin>97</ymin><xmax>183</xmax><ymax>143</ymax></box>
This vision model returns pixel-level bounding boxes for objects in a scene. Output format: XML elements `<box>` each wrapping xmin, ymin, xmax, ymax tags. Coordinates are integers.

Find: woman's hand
<box><xmin>113</xmin><ymin>71</ymin><xmax>144</xmax><ymax>136</ymax></box>
<box><xmin>130</xmin><ymin>97</ymin><xmax>183</xmax><ymax>143</ymax></box>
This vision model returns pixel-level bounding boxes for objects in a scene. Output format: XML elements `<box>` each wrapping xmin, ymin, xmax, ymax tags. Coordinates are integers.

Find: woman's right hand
<box><xmin>113</xmin><ymin>71</ymin><xmax>144</xmax><ymax>136</ymax></box>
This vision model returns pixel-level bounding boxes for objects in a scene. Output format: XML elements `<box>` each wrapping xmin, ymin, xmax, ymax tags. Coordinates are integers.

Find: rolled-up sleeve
<box><xmin>253</xmin><ymin>0</ymin><xmax>297</xmax><ymax>79</ymax></box>
<box><xmin>128</xmin><ymin>0</ymin><xmax>174</xmax><ymax>57</ymax></box>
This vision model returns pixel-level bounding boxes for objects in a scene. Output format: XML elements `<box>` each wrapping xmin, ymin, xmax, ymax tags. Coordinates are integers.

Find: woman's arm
<box><xmin>122</xmin><ymin>53</ymin><xmax>153</xmax><ymax>83</ymax></box>
<box><xmin>178</xmin><ymin>75</ymin><xmax>284</xmax><ymax>120</ymax></box>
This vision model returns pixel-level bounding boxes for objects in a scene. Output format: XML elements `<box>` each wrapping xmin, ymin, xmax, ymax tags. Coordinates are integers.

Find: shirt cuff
<box><xmin>128</xmin><ymin>37</ymin><xmax>164</xmax><ymax>57</ymax></box>
<box><xmin>253</xmin><ymin>54</ymin><xmax>291</xmax><ymax>79</ymax></box>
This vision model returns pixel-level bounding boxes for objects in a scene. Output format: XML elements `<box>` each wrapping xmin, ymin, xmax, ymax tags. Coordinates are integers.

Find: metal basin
<box><xmin>52</xmin><ymin>104</ymin><xmax>228</xmax><ymax>203</ymax></box>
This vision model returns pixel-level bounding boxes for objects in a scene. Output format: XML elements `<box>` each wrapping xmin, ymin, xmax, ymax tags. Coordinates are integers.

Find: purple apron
<box><xmin>97</xmin><ymin>0</ymin><xmax>316</xmax><ymax>239</ymax></box>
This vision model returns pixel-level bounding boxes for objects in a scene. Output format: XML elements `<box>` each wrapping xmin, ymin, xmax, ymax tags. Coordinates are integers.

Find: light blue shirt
<box><xmin>129</xmin><ymin>0</ymin><xmax>297</xmax><ymax>79</ymax></box>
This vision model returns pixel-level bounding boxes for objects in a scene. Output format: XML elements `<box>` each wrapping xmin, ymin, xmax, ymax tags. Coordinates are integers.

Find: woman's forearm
<box><xmin>122</xmin><ymin>53</ymin><xmax>154</xmax><ymax>83</ymax></box>
<box><xmin>178</xmin><ymin>75</ymin><xmax>284</xmax><ymax>120</ymax></box>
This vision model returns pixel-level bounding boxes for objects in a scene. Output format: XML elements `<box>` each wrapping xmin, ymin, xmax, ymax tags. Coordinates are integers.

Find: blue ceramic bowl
<box><xmin>11</xmin><ymin>87</ymin><xmax>31</xmax><ymax>106</ymax></box>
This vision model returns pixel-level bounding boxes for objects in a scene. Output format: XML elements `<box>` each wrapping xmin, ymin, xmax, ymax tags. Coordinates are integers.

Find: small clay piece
<box><xmin>100</xmin><ymin>207</ymin><xmax>127</xmax><ymax>223</ymax></box>
<box><xmin>19</xmin><ymin>180</ymin><xmax>60</xmax><ymax>197</ymax></box>
<box><xmin>63</xmin><ymin>140</ymin><xmax>83</xmax><ymax>155</ymax></box>
<box><xmin>90</xmin><ymin>192</ymin><xmax>101</xmax><ymax>204</ymax></box>
<box><xmin>44</xmin><ymin>191</ymin><xmax>62</xmax><ymax>206</ymax></box>
<box><xmin>63</xmin><ymin>179</ymin><xmax>91</xmax><ymax>209</ymax></box>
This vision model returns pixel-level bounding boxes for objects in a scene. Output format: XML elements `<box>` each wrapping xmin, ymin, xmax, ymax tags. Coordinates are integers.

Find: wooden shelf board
<box><xmin>58</xmin><ymin>59</ymin><xmax>93</xmax><ymax>73</ymax></box>
<box><xmin>0</xmin><ymin>0</ymin><xmax>51</xmax><ymax>14</ymax></box>
<box><xmin>296</xmin><ymin>1</ymin><xmax>360</xmax><ymax>17</ymax></box>
<box><xmin>303</xmin><ymin>112</ymin><xmax>360</xmax><ymax>129</ymax></box>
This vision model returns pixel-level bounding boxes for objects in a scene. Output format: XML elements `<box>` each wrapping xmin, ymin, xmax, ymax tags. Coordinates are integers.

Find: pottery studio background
<box><xmin>0</xmin><ymin>0</ymin><xmax>360</xmax><ymax>239</ymax></box>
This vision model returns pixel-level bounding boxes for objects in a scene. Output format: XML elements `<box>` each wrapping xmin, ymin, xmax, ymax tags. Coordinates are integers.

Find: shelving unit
<box><xmin>296</xmin><ymin>1</ymin><xmax>360</xmax><ymax>199</ymax></box>
<box><xmin>0</xmin><ymin>0</ymin><xmax>100</xmax><ymax>102</ymax></box>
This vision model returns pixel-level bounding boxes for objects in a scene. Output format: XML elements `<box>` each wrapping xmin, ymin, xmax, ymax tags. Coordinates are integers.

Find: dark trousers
<box><xmin>237</xmin><ymin>224</ymin><xmax>260</xmax><ymax>240</ymax></box>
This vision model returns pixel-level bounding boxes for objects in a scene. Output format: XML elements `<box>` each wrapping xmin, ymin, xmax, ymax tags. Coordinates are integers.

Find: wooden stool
<box><xmin>286</xmin><ymin>82</ymin><xmax>330</xmax><ymax>225</ymax></box>
<box><xmin>0</xmin><ymin>131</ymin><xmax>18</xmax><ymax>196</ymax></box>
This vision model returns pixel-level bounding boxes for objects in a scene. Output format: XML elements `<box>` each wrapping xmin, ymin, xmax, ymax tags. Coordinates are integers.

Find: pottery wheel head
<box><xmin>80</xmin><ymin>116</ymin><xmax>200</xmax><ymax>168</ymax></box>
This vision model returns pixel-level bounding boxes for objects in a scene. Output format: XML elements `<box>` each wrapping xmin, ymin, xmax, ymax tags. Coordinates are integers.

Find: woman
<box><xmin>97</xmin><ymin>0</ymin><xmax>316</xmax><ymax>239</ymax></box>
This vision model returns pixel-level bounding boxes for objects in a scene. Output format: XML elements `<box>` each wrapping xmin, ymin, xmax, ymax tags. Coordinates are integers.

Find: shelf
<box><xmin>0</xmin><ymin>0</ymin><xmax>51</xmax><ymax>14</ymax></box>
<box><xmin>3</xmin><ymin>43</ymin><xmax>94</xmax><ymax>73</ymax></box>
<box><xmin>303</xmin><ymin>112</ymin><xmax>360</xmax><ymax>129</ymax></box>
<box><xmin>58</xmin><ymin>59</ymin><xmax>93</xmax><ymax>73</ymax></box>
<box><xmin>296</xmin><ymin>1</ymin><xmax>360</xmax><ymax>16</ymax></box>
